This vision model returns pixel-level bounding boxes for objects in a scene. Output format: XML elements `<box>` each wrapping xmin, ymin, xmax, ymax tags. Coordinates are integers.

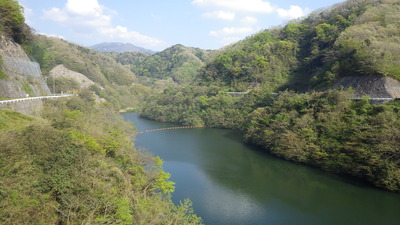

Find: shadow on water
<box><xmin>222</xmin><ymin>127</ymin><xmax>380</xmax><ymax>191</ymax></box>
<box><xmin>123</xmin><ymin>113</ymin><xmax>400</xmax><ymax>225</ymax></box>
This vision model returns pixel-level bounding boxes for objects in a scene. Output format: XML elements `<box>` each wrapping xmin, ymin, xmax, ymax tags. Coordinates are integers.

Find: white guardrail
<box><xmin>0</xmin><ymin>94</ymin><xmax>76</xmax><ymax>105</ymax></box>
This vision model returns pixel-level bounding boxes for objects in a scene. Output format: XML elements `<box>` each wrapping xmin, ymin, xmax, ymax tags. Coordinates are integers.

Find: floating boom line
<box><xmin>135</xmin><ymin>126</ymin><xmax>206</xmax><ymax>135</ymax></box>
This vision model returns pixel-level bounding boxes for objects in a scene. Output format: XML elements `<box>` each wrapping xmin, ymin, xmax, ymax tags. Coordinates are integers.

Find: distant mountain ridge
<box><xmin>90</xmin><ymin>42</ymin><xmax>155</xmax><ymax>55</ymax></box>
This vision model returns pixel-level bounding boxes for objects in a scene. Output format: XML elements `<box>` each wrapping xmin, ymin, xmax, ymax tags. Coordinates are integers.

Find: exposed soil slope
<box><xmin>330</xmin><ymin>76</ymin><xmax>400</xmax><ymax>98</ymax></box>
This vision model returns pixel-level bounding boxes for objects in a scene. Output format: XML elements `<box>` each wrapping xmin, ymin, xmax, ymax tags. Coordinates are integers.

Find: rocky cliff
<box><xmin>330</xmin><ymin>76</ymin><xmax>400</xmax><ymax>98</ymax></box>
<box><xmin>0</xmin><ymin>36</ymin><xmax>50</xmax><ymax>98</ymax></box>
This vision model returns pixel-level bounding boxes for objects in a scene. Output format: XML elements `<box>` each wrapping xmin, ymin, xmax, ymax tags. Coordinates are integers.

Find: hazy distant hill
<box><xmin>90</xmin><ymin>42</ymin><xmax>155</xmax><ymax>54</ymax></box>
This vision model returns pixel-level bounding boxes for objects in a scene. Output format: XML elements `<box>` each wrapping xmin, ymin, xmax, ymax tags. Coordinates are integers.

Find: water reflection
<box><xmin>123</xmin><ymin>113</ymin><xmax>400</xmax><ymax>225</ymax></box>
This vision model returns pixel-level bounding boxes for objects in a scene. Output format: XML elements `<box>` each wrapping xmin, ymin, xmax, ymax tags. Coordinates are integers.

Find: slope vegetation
<box><xmin>199</xmin><ymin>0</ymin><xmax>400</xmax><ymax>91</ymax></box>
<box><xmin>134</xmin><ymin>44</ymin><xmax>212</xmax><ymax>84</ymax></box>
<box><xmin>140</xmin><ymin>0</ymin><xmax>400</xmax><ymax>192</ymax></box>
<box><xmin>29</xmin><ymin>35</ymin><xmax>135</xmax><ymax>86</ymax></box>
<box><xmin>0</xmin><ymin>94</ymin><xmax>202</xmax><ymax>224</ymax></box>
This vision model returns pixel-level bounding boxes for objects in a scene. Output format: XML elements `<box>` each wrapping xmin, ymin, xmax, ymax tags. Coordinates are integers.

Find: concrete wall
<box><xmin>0</xmin><ymin>99</ymin><xmax>43</xmax><ymax>116</ymax></box>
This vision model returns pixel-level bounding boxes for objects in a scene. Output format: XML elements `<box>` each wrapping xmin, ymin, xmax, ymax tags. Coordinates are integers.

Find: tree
<box><xmin>0</xmin><ymin>0</ymin><xmax>31</xmax><ymax>43</ymax></box>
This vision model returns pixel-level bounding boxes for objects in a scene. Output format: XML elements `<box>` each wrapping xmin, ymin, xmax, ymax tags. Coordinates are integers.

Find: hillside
<box><xmin>110</xmin><ymin>51</ymin><xmax>150</xmax><ymax>67</ymax></box>
<box><xmin>90</xmin><ymin>42</ymin><xmax>155</xmax><ymax>55</ymax></box>
<box><xmin>0</xmin><ymin>0</ymin><xmax>50</xmax><ymax>98</ymax></box>
<box><xmin>48</xmin><ymin>64</ymin><xmax>96</xmax><ymax>93</ymax></box>
<box><xmin>139</xmin><ymin>0</ymin><xmax>400</xmax><ymax>192</ymax></box>
<box><xmin>0</xmin><ymin>35</ymin><xmax>50</xmax><ymax>98</ymax></box>
<box><xmin>134</xmin><ymin>44</ymin><xmax>213</xmax><ymax>84</ymax></box>
<box><xmin>0</xmin><ymin>1</ymin><xmax>202</xmax><ymax>224</ymax></box>
<box><xmin>29</xmin><ymin>35</ymin><xmax>136</xmax><ymax>87</ymax></box>
<box><xmin>0</xmin><ymin>94</ymin><xmax>202</xmax><ymax>224</ymax></box>
<box><xmin>199</xmin><ymin>0</ymin><xmax>400</xmax><ymax>93</ymax></box>
<box><xmin>328</xmin><ymin>75</ymin><xmax>400</xmax><ymax>98</ymax></box>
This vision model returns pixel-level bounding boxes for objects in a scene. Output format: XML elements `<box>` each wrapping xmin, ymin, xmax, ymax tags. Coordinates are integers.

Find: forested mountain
<box><xmin>25</xmin><ymin>35</ymin><xmax>153</xmax><ymax>109</ymax></box>
<box><xmin>110</xmin><ymin>51</ymin><xmax>150</xmax><ymax>67</ymax></box>
<box><xmin>0</xmin><ymin>1</ymin><xmax>202</xmax><ymax>224</ymax></box>
<box><xmin>29</xmin><ymin>36</ymin><xmax>136</xmax><ymax>86</ymax></box>
<box><xmin>0</xmin><ymin>93</ymin><xmax>202</xmax><ymax>224</ymax></box>
<box><xmin>200</xmin><ymin>0</ymin><xmax>400</xmax><ymax>91</ymax></box>
<box><xmin>140</xmin><ymin>0</ymin><xmax>400</xmax><ymax>192</ymax></box>
<box><xmin>134</xmin><ymin>44</ymin><xmax>213</xmax><ymax>84</ymax></box>
<box><xmin>90</xmin><ymin>42</ymin><xmax>155</xmax><ymax>54</ymax></box>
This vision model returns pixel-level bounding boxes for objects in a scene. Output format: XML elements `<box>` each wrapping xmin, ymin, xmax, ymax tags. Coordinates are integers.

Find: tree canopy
<box><xmin>0</xmin><ymin>0</ymin><xmax>31</xmax><ymax>43</ymax></box>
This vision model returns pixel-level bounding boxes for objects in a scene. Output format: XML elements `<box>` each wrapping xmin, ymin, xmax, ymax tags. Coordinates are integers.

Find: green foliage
<box><xmin>333</xmin><ymin>3</ymin><xmax>400</xmax><ymax>80</ymax></box>
<box><xmin>22</xmin><ymin>82</ymin><xmax>33</xmax><ymax>95</ymax></box>
<box><xmin>199</xmin><ymin>0</ymin><xmax>400</xmax><ymax>91</ymax></box>
<box><xmin>141</xmin><ymin>85</ymin><xmax>275</xmax><ymax>129</ymax></box>
<box><xmin>151</xmin><ymin>157</ymin><xmax>175</xmax><ymax>195</ymax></box>
<box><xmin>0</xmin><ymin>0</ymin><xmax>31</xmax><ymax>43</ymax></box>
<box><xmin>0</xmin><ymin>109</ymin><xmax>33</xmax><ymax>129</ymax></box>
<box><xmin>110</xmin><ymin>51</ymin><xmax>150</xmax><ymax>67</ymax></box>
<box><xmin>199</xmin><ymin>30</ymin><xmax>294</xmax><ymax>91</ymax></box>
<box><xmin>135</xmin><ymin>44</ymin><xmax>212</xmax><ymax>84</ymax></box>
<box><xmin>27</xmin><ymin>35</ymin><xmax>149</xmax><ymax>110</ymax></box>
<box><xmin>0</xmin><ymin>93</ymin><xmax>202</xmax><ymax>224</ymax></box>
<box><xmin>30</xmin><ymin>35</ymin><xmax>135</xmax><ymax>86</ymax></box>
<box><xmin>244</xmin><ymin>90</ymin><xmax>400</xmax><ymax>192</ymax></box>
<box><xmin>46</xmin><ymin>77</ymin><xmax>80</xmax><ymax>94</ymax></box>
<box><xmin>138</xmin><ymin>0</ymin><xmax>400</xmax><ymax>193</ymax></box>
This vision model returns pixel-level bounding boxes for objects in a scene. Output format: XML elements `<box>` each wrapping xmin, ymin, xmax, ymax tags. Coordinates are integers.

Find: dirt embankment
<box><xmin>330</xmin><ymin>75</ymin><xmax>400</xmax><ymax>98</ymax></box>
<box><xmin>49</xmin><ymin>64</ymin><xmax>95</xmax><ymax>88</ymax></box>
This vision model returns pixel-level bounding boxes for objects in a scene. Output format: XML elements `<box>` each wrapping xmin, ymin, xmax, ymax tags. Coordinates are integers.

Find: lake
<box><xmin>123</xmin><ymin>113</ymin><xmax>400</xmax><ymax>225</ymax></box>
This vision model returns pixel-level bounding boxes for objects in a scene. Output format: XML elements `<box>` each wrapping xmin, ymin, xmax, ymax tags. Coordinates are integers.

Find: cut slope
<box><xmin>330</xmin><ymin>75</ymin><xmax>400</xmax><ymax>98</ymax></box>
<box><xmin>0</xmin><ymin>36</ymin><xmax>50</xmax><ymax>97</ymax></box>
<box><xmin>50</xmin><ymin>64</ymin><xmax>95</xmax><ymax>89</ymax></box>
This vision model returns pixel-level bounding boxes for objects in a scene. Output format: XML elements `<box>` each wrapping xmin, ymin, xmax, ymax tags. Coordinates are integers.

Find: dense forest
<box><xmin>0</xmin><ymin>92</ymin><xmax>202</xmax><ymax>224</ymax></box>
<box><xmin>1</xmin><ymin>1</ymin><xmax>400</xmax><ymax>224</ymax></box>
<box><xmin>133</xmin><ymin>44</ymin><xmax>212</xmax><ymax>84</ymax></box>
<box><xmin>139</xmin><ymin>0</ymin><xmax>400</xmax><ymax>192</ymax></box>
<box><xmin>198</xmin><ymin>0</ymin><xmax>400</xmax><ymax>91</ymax></box>
<box><xmin>0</xmin><ymin>1</ymin><xmax>202</xmax><ymax>224</ymax></box>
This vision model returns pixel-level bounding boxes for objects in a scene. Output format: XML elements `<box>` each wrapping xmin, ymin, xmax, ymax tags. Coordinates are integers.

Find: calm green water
<box><xmin>123</xmin><ymin>113</ymin><xmax>400</xmax><ymax>225</ymax></box>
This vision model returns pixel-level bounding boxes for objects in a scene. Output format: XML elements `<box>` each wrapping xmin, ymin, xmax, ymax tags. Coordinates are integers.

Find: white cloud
<box><xmin>65</xmin><ymin>0</ymin><xmax>102</xmax><ymax>16</ymax></box>
<box><xmin>276</xmin><ymin>5</ymin><xmax>306</xmax><ymax>20</ymax></box>
<box><xmin>39</xmin><ymin>32</ymin><xmax>65</xmax><ymax>40</ymax></box>
<box><xmin>241</xmin><ymin>16</ymin><xmax>258</xmax><ymax>25</ymax></box>
<box><xmin>42</xmin><ymin>0</ymin><xmax>163</xmax><ymax>49</ymax></box>
<box><xmin>192</xmin><ymin>0</ymin><xmax>309</xmax><ymax>22</ymax></box>
<box><xmin>209</xmin><ymin>27</ymin><xmax>254</xmax><ymax>37</ymax></box>
<box><xmin>203</xmin><ymin>10</ymin><xmax>235</xmax><ymax>21</ymax></box>
<box><xmin>99</xmin><ymin>26</ymin><xmax>163</xmax><ymax>47</ymax></box>
<box><xmin>192</xmin><ymin>0</ymin><xmax>274</xmax><ymax>13</ymax></box>
<box><xmin>43</xmin><ymin>8</ymin><xmax>70</xmax><ymax>23</ymax></box>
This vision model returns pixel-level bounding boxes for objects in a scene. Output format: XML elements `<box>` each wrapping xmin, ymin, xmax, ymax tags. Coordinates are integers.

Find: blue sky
<box><xmin>19</xmin><ymin>0</ymin><xmax>344</xmax><ymax>51</ymax></box>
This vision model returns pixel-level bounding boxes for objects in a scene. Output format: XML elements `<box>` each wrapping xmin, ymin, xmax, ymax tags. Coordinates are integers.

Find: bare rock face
<box><xmin>0</xmin><ymin>36</ymin><xmax>30</xmax><ymax>60</ymax></box>
<box><xmin>0</xmin><ymin>36</ymin><xmax>51</xmax><ymax>98</ymax></box>
<box><xmin>330</xmin><ymin>75</ymin><xmax>400</xmax><ymax>98</ymax></box>
<box><xmin>49</xmin><ymin>64</ymin><xmax>96</xmax><ymax>88</ymax></box>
